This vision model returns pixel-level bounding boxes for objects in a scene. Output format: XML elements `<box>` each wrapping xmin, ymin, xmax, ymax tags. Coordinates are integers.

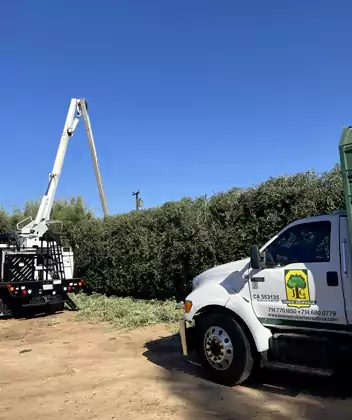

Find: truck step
<box><xmin>263</xmin><ymin>360</ymin><xmax>333</xmax><ymax>377</ymax></box>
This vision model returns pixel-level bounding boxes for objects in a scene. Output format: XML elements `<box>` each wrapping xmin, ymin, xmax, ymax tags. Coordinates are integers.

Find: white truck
<box><xmin>179</xmin><ymin>125</ymin><xmax>352</xmax><ymax>386</ymax></box>
<box><xmin>0</xmin><ymin>98</ymin><xmax>107</xmax><ymax>317</ymax></box>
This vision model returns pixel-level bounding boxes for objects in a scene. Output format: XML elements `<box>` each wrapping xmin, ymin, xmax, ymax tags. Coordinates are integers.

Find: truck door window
<box><xmin>265</xmin><ymin>221</ymin><xmax>331</xmax><ymax>267</ymax></box>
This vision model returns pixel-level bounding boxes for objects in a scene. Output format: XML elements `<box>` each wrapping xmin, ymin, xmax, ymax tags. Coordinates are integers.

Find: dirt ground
<box><xmin>1</xmin><ymin>312</ymin><xmax>352</xmax><ymax>420</ymax></box>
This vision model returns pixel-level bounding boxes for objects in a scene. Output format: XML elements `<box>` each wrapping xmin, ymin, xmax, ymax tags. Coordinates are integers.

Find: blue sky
<box><xmin>1</xmin><ymin>1</ymin><xmax>351</xmax><ymax>216</ymax></box>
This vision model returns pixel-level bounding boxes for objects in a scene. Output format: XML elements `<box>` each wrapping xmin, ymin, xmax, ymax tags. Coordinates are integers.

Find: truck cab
<box><xmin>179</xmin><ymin>126</ymin><xmax>352</xmax><ymax>386</ymax></box>
<box><xmin>187</xmin><ymin>210</ymin><xmax>352</xmax><ymax>324</ymax></box>
<box><xmin>248</xmin><ymin>211</ymin><xmax>352</xmax><ymax>327</ymax></box>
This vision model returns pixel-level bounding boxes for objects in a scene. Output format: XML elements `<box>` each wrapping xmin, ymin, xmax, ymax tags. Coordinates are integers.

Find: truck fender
<box><xmin>184</xmin><ymin>283</ymin><xmax>231</xmax><ymax>321</ymax></box>
<box><xmin>225</xmin><ymin>294</ymin><xmax>272</xmax><ymax>353</ymax></box>
<box><xmin>185</xmin><ymin>286</ymin><xmax>271</xmax><ymax>353</ymax></box>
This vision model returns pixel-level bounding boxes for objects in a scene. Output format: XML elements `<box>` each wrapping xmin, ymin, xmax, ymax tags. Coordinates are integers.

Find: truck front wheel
<box><xmin>196</xmin><ymin>313</ymin><xmax>254</xmax><ymax>386</ymax></box>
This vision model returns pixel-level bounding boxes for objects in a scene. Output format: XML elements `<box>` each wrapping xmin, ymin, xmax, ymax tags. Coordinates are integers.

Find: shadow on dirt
<box><xmin>3</xmin><ymin>301</ymin><xmax>77</xmax><ymax>321</ymax></box>
<box><xmin>143</xmin><ymin>331</ymin><xmax>352</xmax><ymax>420</ymax></box>
<box><xmin>4</xmin><ymin>308</ymin><xmax>65</xmax><ymax>321</ymax></box>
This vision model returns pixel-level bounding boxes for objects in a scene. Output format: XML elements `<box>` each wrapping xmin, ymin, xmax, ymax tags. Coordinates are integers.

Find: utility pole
<box><xmin>132</xmin><ymin>190</ymin><xmax>140</xmax><ymax>211</ymax></box>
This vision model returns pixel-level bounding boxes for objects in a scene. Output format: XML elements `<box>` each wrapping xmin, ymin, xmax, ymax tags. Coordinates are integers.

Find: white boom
<box><xmin>18</xmin><ymin>98</ymin><xmax>108</xmax><ymax>246</ymax></box>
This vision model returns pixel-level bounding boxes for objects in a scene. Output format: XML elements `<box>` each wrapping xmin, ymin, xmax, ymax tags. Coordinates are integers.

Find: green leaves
<box><xmin>0</xmin><ymin>165</ymin><xmax>345</xmax><ymax>301</ymax></box>
<box><xmin>72</xmin><ymin>165</ymin><xmax>344</xmax><ymax>300</ymax></box>
<box><xmin>287</xmin><ymin>275</ymin><xmax>306</xmax><ymax>290</ymax></box>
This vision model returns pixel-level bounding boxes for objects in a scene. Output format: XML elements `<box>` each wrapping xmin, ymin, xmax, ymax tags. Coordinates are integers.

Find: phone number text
<box><xmin>268</xmin><ymin>307</ymin><xmax>337</xmax><ymax>316</ymax></box>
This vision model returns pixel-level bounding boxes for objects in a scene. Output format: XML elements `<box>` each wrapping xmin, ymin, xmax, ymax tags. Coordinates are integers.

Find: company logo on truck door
<box><xmin>283</xmin><ymin>269</ymin><xmax>314</xmax><ymax>308</ymax></box>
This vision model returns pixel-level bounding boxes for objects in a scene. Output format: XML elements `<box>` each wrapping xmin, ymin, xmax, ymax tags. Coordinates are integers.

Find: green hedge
<box><xmin>0</xmin><ymin>167</ymin><xmax>343</xmax><ymax>299</ymax></box>
<box><xmin>70</xmin><ymin>165</ymin><xmax>344</xmax><ymax>300</ymax></box>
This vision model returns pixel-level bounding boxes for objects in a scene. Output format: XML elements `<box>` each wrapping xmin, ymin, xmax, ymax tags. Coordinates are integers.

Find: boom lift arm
<box><xmin>18</xmin><ymin>98</ymin><xmax>108</xmax><ymax>245</ymax></box>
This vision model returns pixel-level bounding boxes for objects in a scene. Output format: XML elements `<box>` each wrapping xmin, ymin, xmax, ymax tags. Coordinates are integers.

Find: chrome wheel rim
<box><xmin>204</xmin><ymin>325</ymin><xmax>234</xmax><ymax>371</ymax></box>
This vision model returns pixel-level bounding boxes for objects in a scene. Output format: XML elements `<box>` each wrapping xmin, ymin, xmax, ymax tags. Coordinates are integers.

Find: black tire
<box><xmin>45</xmin><ymin>307</ymin><xmax>56</xmax><ymax>316</ymax></box>
<box><xmin>195</xmin><ymin>313</ymin><xmax>254</xmax><ymax>386</ymax></box>
<box><xmin>0</xmin><ymin>297</ymin><xmax>12</xmax><ymax>319</ymax></box>
<box><xmin>45</xmin><ymin>302</ymin><xmax>64</xmax><ymax>315</ymax></box>
<box><xmin>56</xmin><ymin>302</ymin><xmax>65</xmax><ymax>311</ymax></box>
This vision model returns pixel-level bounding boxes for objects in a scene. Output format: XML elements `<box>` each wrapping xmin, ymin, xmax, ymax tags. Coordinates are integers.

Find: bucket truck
<box><xmin>179</xmin><ymin>125</ymin><xmax>352</xmax><ymax>386</ymax></box>
<box><xmin>0</xmin><ymin>98</ymin><xmax>108</xmax><ymax>317</ymax></box>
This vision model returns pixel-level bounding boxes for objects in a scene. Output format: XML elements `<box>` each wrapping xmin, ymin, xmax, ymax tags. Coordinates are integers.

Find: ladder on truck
<box><xmin>49</xmin><ymin>241</ymin><xmax>65</xmax><ymax>280</ymax></box>
<box><xmin>38</xmin><ymin>235</ymin><xmax>66</xmax><ymax>281</ymax></box>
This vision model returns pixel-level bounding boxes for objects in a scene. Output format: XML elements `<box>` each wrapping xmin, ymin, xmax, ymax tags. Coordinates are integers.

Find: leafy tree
<box><xmin>287</xmin><ymin>275</ymin><xmax>307</xmax><ymax>299</ymax></box>
<box><xmin>0</xmin><ymin>208</ymin><xmax>10</xmax><ymax>233</ymax></box>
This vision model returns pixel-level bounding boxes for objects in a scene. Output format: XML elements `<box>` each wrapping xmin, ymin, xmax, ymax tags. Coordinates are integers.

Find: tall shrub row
<box><xmin>70</xmin><ymin>165</ymin><xmax>344</xmax><ymax>300</ymax></box>
<box><xmin>0</xmin><ymin>166</ymin><xmax>344</xmax><ymax>300</ymax></box>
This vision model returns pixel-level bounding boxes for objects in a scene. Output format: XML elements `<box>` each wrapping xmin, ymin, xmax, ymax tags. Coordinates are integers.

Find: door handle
<box><xmin>327</xmin><ymin>271</ymin><xmax>338</xmax><ymax>287</ymax></box>
<box><xmin>342</xmin><ymin>239</ymin><xmax>348</xmax><ymax>275</ymax></box>
<box><xmin>251</xmin><ymin>277</ymin><xmax>265</xmax><ymax>282</ymax></box>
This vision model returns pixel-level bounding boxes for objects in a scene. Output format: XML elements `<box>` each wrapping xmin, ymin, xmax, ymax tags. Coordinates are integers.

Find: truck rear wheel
<box><xmin>0</xmin><ymin>297</ymin><xmax>11</xmax><ymax>318</ymax></box>
<box><xmin>45</xmin><ymin>302</ymin><xmax>65</xmax><ymax>315</ymax></box>
<box><xmin>196</xmin><ymin>313</ymin><xmax>254</xmax><ymax>386</ymax></box>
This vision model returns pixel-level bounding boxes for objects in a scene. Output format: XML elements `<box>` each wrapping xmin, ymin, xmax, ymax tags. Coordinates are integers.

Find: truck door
<box><xmin>339</xmin><ymin>215</ymin><xmax>352</xmax><ymax>324</ymax></box>
<box><xmin>249</xmin><ymin>217</ymin><xmax>347</xmax><ymax>327</ymax></box>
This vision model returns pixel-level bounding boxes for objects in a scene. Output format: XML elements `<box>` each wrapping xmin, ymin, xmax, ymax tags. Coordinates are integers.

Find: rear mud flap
<box><xmin>64</xmin><ymin>295</ymin><xmax>79</xmax><ymax>311</ymax></box>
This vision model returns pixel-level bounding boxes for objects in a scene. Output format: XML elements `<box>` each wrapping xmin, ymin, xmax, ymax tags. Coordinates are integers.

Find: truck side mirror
<box><xmin>250</xmin><ymin>245</ymin><xmax>263</xmax><ymax>270</ymax></box>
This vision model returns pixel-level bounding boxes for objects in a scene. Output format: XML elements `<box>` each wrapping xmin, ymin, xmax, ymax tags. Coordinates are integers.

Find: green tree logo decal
<box><xmin>287</xmin><ymin>274</ymin><xmax>306</xmax><ymax>299</ymax></box>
